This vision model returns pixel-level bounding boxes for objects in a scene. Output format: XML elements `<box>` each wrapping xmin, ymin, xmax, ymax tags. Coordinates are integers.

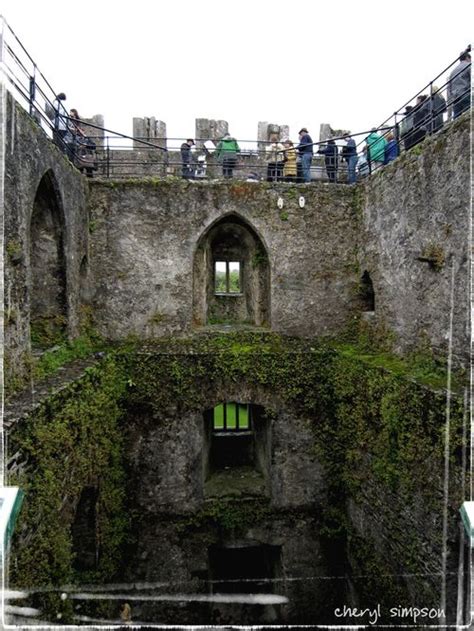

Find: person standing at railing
<box><xmin>265</xmin><ymin>133</ymin><xmax>285</xmax><ymax>181</ymax></box>
<box><xmin>411</xmin><ymin>94</ymin><xmax>430</xmax><ymax>146</ymax></box>
<box><xmin>341</xmin><ymin>134</ymin><xmax>357</xmax><ymax>184</ymax></box>
<box><xmin>215</xmin><ymin>133</ymin><xmax>240</xmax><ymax>179</ymax></box>
<box><xmin>69</xmin><ymin>109</ymin><xmax>86</xmax><ymax>138</ymax></box>
<box><xmin>383</xmin><ymin>131</ymin><xmax>399</xmax><ymax>164</ymax></box>
<box><xmin>282</xmin><ymin>140</ymin><xmax>297</xmax><ymax>182</ymax></box>
<box><xmin>52</xmin><ymin>92</ymin><xmax>69</xmax><ymax>150</ymax></box>
<box><xmin>430</xmin><ymin>86</ymin><xmax>446</xmax><ymax>133</ymax></box>
<box><xmin>297</xmin><ymin>128</ymin><xmax>313</xmax><ymax>183</ymax></box>
<box><xmin>447</xmin><ymin>49</ymin><xmax>471</xmax><ymax>119</ymax></box>
<box><xmin>318</xmin><ymin>139</ymin><xmax>339</xmax><ymax>183</ymax></box>
<box><xmin>400</xmin><ymin>106</ymin><xmax>415</xmax><ymax>150</ymax></box>
<box><xmin>180</xmin><ymin>138</ymin><xmax>195</xmax><ymax>179</ymax></box>
<box><xmin>67</xmin><ymin>109</ymin><xmax>97</xmax><ymax>177</ymax></box>
<box><xmin>365</xmin><ymin>129</ymin><xmax>386</xmax><ymax>171</ymax></box>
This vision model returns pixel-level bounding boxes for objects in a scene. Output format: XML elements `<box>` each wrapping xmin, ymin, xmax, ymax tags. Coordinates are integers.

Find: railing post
<box><xmin>429</xmin><ymin>81</ymin><xmax>434</xmax><ymax>134</ymax></box>
<box><xmin>0</xmin><ymin>16</ymin><xmax>5</xmax><ymax>64</ymax></box>
<box><xmin>106</xmin><ymin>139</ymin><xmax>110</xmax><ymax>179</ymax></box>
<box><xmin>28</xmin><ymin>68</ymin><xmax>36</xmax><ymax>117</ymax></box>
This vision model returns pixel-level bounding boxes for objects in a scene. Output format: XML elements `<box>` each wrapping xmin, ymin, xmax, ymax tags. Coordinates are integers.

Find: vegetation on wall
<box><xmin>7</xmin><ymin>331</ymin><xmax>467</xmax><ymax>619</ymax></box>
<box><xmin>9</xmin><ymin>355</ymin><xmax>129</xmax><ymax>622</ymax></box>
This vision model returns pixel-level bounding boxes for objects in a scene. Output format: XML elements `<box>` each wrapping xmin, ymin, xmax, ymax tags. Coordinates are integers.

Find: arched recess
<box><xmin>202</xmin><ymin>401</ymin><xmax>272</xmax><ymax>498</ymax></box>
<box><xmin>193</xmin><ymin>214</ymin><xmax>270</xmax><ymax>326</ymax></box>
<box><xmin>29</xmin><ymin>169</ymin><xmax>67</xmax><ymax>347</ymax></box>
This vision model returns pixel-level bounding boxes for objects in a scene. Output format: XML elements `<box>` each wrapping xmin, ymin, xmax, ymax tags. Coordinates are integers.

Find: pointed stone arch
<box><xmin>192</xmin><ymin>213</ymin><xmax>270</xmax><ymax>327</ymax></box>
<box><xmin>29</xmin><ymin>169</ymin><xmax>67</xmax><ymax>347</ymax></box>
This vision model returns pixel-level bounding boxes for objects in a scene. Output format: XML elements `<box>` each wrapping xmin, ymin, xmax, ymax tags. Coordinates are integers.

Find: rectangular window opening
<box><xmin>214</xmin><ymin>261</ymin><xmax>241</xmax><ymax>294</ymax></box>
<box><xmin>213</xmin><ymin>402</ymin><xmax>250</xmax><ymax>431</ymax></box>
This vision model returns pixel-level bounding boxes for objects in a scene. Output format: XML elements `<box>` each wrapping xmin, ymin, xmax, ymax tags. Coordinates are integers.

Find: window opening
<box><xmin>360</xmin><ymin>271</ymin><xmax>375</xmax><ymax>311</ymax></box>
<box><xmin>208</xmin><ymin>543</ymin><xmax>282</xmax><ymax>594</ymax></box>
<box><xmin>214</xmin><ymin>261</ymin><xmax>241</xmax><ymax>294</ymax></box>
<box><xmin>213</xmin><ymin>402</ymin><xmax>250</xmax><ymax>431</ymax></box>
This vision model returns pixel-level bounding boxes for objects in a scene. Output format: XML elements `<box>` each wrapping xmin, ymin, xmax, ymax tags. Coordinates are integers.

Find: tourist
<box><xmin>265</xmin><ymin>133</ymin><xmax>285</xmax><ymax>181</ymax></box>
<box><xmin>400</xmin><ymin>106</ymin><xmax>415</xmax><ymax>150</ymax></box>
<box><xmin>68</xmin><ymin>109</ymin><xmax>86</xmax><ymax>138</ymax></box>
<box><xmin>282</xmin><ymin>140</ymin><xmax>297</xmax><ymax>182</ymax></box>
<box><xmin>447</xmin><ymin>49</ymin><xmax>471</xmax><ymax>119</ymax></box>
<box><xmin>411</xmin><ymin>94</ymin><xmax>430</xmax><ymax>147</ymax></box>
<box><xmin>180</xmin><ymin>138</ymin><xmax>195</xmax><ymax>179</ymax></box>
<box><xmin>52</xmin><ymin>92</ymin><xmax>69</xmax><ymax>150</ymax></box>
<box><xmin>365</xmin><ymin>129</ymin><xmax>387</xmax><ymax>171</ymax></box>
<box><xmin>341</xmin><ymin>134</ymin><xmax>357</xmax><ymax>184</ymax></box>
<box><xmin>318</xmin><ymin>139</ymin><xmax>339</xmax><ymax>183</ymax></box>
<box><xmin>215</xmin><ymin>133</ymin><xmax>240</xmax><ymax>179</ymax></box>
<box><xmin>384</xmin><ymin>131</ymin><xmax>399</xmax><ymax>164</ymax></box>
<box><xmin>430</xmin><ymin>86</ymin><xmax>446</xmax><ymax>133</ymax></box>
<box><xmin>297</xmin><ymin>128</ymin><xmax>313</xmax><ymax>183</ymax></box>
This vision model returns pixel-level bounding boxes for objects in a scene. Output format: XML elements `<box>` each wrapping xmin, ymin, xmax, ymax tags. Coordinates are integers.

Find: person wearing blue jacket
<box><xmin>384</xmin><ymin>132</ymin><xmax>399</xmax><ymax>164</ymax></box>
<box><xmin>318</xmin><ymin>139</ymin><xmax>339</xmax><ymax>183</ymax></box>
<box><xmin>297</xmin><ymin>128</ymin><xmax>313</xmax><ymax>183</ymax></box>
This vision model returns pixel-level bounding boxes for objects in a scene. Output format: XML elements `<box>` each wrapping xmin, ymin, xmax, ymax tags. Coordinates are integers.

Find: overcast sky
<box><xmin>1</xmin><ymin>0</ymin><xmax>472</xmax><ymax>146</ymax></box>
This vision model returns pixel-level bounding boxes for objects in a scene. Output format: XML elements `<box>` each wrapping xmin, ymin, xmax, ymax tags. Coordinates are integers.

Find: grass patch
<box><xmin>333</xmin><ymin>342</ymin><xmax>460</xmax><ymax>391</ymax></box>
<box><xmin>33</xmin><ymin>334</ymin><xmax>105</xmax><ymax>380</ymax></box>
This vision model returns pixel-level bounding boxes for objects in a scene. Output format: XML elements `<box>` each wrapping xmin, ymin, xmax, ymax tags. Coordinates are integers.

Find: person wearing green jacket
<box><xmin>365</xmin><ymin>130</ymin><xmax>387</xmax><ymax>171</ymax></box>
<box><xmin>215</xmin><ymin>133</ymin><xmax>240</xmax><ymax>179</ymax></box>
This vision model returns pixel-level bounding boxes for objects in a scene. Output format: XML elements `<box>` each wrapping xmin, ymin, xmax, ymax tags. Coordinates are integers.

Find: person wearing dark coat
<box><xmin>430</xmin><ymin>86</ymin><xmax>446</xmax><ymax>133</ymax></box>
<box><xmin>180</xmin><ymin>139</ymin><xmax>195</xmax><ymax>179</ymax></box>
<box><xmin>400</xmin><ymin>105</ymin><xmax>415</xmax><ymax>150</ymax></box>
<box><xmin>318</xmin><ymin>139</ymin><xmax>338</xmax><ymax>183</ymax></box>
<box><xmin>447</xmin><ymin>49</ymin><xmax>471</xmax><ymax>119</ymax></box>
<box><xmin>341</xmin><ymin>135</ymin><xmax>357</xmax><ymax>184</ymax></box>
<box><xmin>411</xmin><ymin>95</ymin><xmax>430</xmax><ymax>147</ymax></box>
<box><xmin>297</xmin><ymin>128</ymin><xmax>314</xmax><ymax>183</ymax></box>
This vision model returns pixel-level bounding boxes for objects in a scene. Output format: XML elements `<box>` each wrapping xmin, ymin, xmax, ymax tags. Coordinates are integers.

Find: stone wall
<box><xmin>358</xmin><ymin>114</ymin><xmax>469</xmax><ymax>361</ymax></box>
<box><xmin>3</xmin><ymin>93</ymin><xmax>88</xmax><ymax>385</ymax></box>
<box><xmin>2</xmin><ymin>98</ymin><xmax>470</xmax><ymax>394</ymax></box>
<box><xmin>87</xmin><ymin>180</ymin><xmax>360</xmax><ymax>339</ymax></box>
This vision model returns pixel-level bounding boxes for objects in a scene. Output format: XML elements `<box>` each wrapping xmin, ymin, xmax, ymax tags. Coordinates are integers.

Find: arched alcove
<box><xmin>193</xmin><ymin>214</ymin><xmax>270</xmax><ymax>327</ymax></box>
<box><xmin>29</xmin><ymin>170</ymin><xmax>67</xmax><ymax>347</ymax></box>
<box><xmin>359</xmin><ymin>270</ymin><xmax>375</xmax><ymax>312</ymax></box>
<box><xmin>71</xmin><ymin>486</ymin><xmax>99</xmax><ymax>571</ymax></box>
<box><xmin>202</xmin><ymin>402</ymin><xmax>271</xmax><ymax>498</ymax></box>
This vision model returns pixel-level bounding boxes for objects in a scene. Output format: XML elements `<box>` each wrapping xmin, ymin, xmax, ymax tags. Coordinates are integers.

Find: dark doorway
<box><xmin>71</xmin><ymin>486</ymin><xmax>98</xmax><ymax>572</ymax></box>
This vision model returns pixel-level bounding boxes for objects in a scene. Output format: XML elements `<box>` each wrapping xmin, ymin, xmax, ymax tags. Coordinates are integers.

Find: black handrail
<box><xmin>1</xmin><ymin>13</ymin><xmax>470</xmax><ymax>184</ymax></box>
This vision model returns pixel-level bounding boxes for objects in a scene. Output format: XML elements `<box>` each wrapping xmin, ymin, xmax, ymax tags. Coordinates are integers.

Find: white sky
<box><xmin>0</xmin><ymin>0</ymin><xmax>472</xmax><ymax>146</ymax></box>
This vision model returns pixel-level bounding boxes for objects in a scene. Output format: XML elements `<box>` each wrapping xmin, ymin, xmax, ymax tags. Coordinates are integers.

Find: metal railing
<box><xmin>1</xmin><ymin>14</ymin><xmax>471</xmax><ymax>184</ymax></box>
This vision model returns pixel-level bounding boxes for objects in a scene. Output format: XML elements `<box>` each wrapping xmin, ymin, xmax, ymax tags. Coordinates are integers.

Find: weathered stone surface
<box><xmin>87</xmin><ymin>180</ymin><xmax>359</xmax><ymax>340</ymax></box>
<box><xmin>319</xmin><ymin>122</ymin><xmax>351</xmax><ymax>141</ymax></box>
<box><xmin>195</xmin><ymin>118</ymin><xmax>228</xmax><ymax>148</ymax></box>
<box><xmin>3</xmin><ymin>93</ymin><xmax>88</xmax><ymax>386</ymax></box>
<box><xmin>358</xmin><ymin>114</ymin><xmax>469</xmax><ymax>360</ymax></box>
<box><xmin>132</xmin><ymin>116</ymin><xmax>167</xmax><ymax>149</ymax></box>
<box><xmin>257</xmin><ymin>121</ymin><xmax>290</xmax><ymax>153</ymax></box>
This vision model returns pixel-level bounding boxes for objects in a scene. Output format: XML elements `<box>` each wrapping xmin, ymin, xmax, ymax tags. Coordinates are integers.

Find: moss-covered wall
<box><xmin>6</xmin><ymin>333</ymin><xmax>467</xmax><ymax>624</ymax></box>
<box><xmin>7</xmin><ymin>355</ymin><xmax>129</xmax><ymax>622</ymax></box>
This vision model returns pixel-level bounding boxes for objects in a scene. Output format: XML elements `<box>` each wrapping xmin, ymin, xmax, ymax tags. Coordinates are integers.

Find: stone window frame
<box><xmin>214</xmin><ymin>260</ymin><xmax>243</xmax><ymax>296</ymax></box>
